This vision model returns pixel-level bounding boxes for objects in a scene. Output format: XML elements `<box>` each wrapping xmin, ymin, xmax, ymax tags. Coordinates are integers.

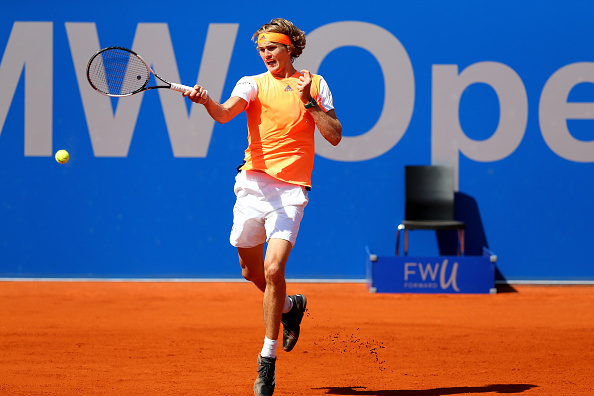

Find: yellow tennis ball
<box><xmin>55</xmin><ymin>149</ymin><xmax>69</xmax><ymax>164</ymax></box>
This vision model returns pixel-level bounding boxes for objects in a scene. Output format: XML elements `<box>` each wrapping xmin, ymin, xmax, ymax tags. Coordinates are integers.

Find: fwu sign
<box><xmin>366</xmin><ymin>248</ymin><xmax>497</xmax><ymax>294</ymax></box>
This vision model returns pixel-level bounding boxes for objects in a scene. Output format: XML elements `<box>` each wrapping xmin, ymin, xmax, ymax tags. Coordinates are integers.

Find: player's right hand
<box><xmin>184</xmin><ymin>85</ymin><xmax>209</xmax><ymax>104</ymax></box>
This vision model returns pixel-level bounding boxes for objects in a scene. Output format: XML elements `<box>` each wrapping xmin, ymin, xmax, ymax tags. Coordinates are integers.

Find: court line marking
<box><xmin>1</xmin><ymin>278</ymin><xmax>592</xmax><ymax>285</ymax></box>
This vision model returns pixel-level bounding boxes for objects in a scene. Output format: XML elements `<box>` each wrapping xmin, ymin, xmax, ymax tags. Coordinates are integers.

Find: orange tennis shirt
<box><xmin>230</xmin><ymin>71</ymin><xmax>335</xmax><ymax>188</ymax></box>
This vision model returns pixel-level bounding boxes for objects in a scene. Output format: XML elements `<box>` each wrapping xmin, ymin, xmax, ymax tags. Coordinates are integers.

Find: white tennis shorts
<box><xmin>230</xmin><ymin>170</ymin><xmax>309</xmax><ymax>248</ymax></box>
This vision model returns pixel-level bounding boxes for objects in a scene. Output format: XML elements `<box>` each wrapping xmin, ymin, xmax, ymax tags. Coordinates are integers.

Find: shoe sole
<box><xmin>295</xmin><ymin>294</ymin><xmax>307</xmax><ymax>317</ymax></box>
<box><xmin>282</xmin><ymin>294</ymin><xmax>307</xmax><ymax>352</ymax></box>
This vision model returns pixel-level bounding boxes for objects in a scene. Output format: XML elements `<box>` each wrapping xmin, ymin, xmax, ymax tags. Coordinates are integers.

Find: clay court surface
<box><xmin>0</xmin><ymin>282</ymin><xmax>592</xmax><ymax>395</ymax></box>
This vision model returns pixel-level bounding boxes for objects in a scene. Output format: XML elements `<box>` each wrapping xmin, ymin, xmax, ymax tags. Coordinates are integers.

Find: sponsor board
<box><xmin>366</xmin><ymin>247</ymin><xmax>496</xmax><ymax>294</ymax></box>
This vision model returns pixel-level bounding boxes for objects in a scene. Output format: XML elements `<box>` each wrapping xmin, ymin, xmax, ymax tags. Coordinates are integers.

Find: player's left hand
<box><xmin>297</xmin><ymin>70</ymin><xmax>313</xmax><ymax>104</ymax></box>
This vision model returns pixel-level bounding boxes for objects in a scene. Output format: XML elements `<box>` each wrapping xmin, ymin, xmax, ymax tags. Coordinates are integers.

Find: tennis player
<box><xmin>184</xmin><ymin>18</ymin><xmax>342</xmax><ymax>396</ymax></box>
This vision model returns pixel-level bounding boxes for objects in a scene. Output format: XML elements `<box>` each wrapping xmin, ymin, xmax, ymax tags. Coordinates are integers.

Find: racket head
<box><xmin>86</xmin><ymin>47</ymin><xmax>151</xmax><ymax>97</ymax></box>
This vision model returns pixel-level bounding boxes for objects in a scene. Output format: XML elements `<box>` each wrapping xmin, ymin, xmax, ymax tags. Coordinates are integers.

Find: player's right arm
<box><xmin>204</xmin><ymin>94</ymin><xmax>248</xmax><ymax>124</ymax></box>
<box><xmin>184</xmin><ymin>75</ymin><xmax>257</xmax><ymax>124</ymax></box>
<box><xmin>184</xmin><ymin>86</ymin><xmax>247</xmax><ymax>124</ymax></box>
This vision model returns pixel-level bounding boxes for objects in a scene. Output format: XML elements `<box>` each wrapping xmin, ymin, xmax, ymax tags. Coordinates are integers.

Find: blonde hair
<box><xmin>252</xmin><ymin>18</ymin><xmax>306</xmax><ymax>62</ymax></box>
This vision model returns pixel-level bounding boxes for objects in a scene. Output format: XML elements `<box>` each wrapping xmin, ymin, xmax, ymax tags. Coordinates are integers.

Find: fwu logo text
<box><xmin>404</xmin><ymin>260</ymin><xmax>460</xmax><ymax>292</ymax></box>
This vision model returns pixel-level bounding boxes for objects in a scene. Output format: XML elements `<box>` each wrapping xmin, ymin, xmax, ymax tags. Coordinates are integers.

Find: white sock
<box><xmin>282</xmin><ymin>294</ymin><xmax>293</xmax><ymax>314</ymax></box>
<box><xmin>261</xmin><ymin>336</ymin><xmax>278</xmax><ymax>359</ymax></box>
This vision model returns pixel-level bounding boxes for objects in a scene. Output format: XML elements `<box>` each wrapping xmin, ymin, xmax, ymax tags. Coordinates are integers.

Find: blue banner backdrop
<box><xmin>1</xmin><ymin>1</ymin><xmax>593</xmax><ymax>281</ymax></box>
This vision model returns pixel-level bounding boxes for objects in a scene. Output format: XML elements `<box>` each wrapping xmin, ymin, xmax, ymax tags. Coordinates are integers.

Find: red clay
<box><xmin>0</xmin><ymin>282</ymin><xmax>592</xmax><ymax>395</ymax></box>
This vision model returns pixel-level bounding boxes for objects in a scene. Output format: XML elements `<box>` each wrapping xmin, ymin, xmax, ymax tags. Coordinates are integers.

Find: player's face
<box><xmin>258</xmin><ymin>42</ymin><xmax>292</xmax><ymax>76</ymax></box>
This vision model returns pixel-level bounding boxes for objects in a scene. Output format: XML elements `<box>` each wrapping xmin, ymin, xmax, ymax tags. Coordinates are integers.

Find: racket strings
<box><xmin>88</xmin><ymin>48</ymin><xmax>150</xmax><ymax>96</ymax></box>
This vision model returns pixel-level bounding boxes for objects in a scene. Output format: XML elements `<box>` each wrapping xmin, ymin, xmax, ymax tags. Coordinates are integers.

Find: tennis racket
<box><xmin>86</xmin><ymin>46</ymin><xmax>201</xmax><ymax>97</ymax></box>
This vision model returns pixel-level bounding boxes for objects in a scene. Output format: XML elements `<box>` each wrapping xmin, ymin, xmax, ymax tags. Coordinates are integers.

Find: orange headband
<box><xmin>257</xmin><ymin>32</ymin><xmax>292</xmax><ymax>46</ymax></box>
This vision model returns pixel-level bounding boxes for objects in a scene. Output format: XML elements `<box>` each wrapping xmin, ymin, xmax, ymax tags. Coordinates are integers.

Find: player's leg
<box><xmin>238</xmin><ymin>244</ymin><xmax>266</xmax><ymax>292</ymax></box>
<box><xmin>262</xmin><ymin>238</ymin><xmax>293</xmax><ymax>341</ymax></box>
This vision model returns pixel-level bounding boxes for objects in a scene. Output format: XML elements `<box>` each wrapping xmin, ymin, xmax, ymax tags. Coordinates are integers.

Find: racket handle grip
<box><xmin>170</xmin><ymin>83</ymin><xmax>194</xmax><ymax>93</ymax></box>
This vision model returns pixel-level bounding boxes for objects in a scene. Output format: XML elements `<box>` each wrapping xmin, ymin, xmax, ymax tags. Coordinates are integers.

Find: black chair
<box><xmin>396</xmin><ymin>165</ymin><xmax>465</xmax><ymax>256</ymax></box>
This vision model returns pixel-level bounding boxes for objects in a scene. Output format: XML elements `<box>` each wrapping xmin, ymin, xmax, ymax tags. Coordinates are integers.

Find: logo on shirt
<box><xmin>284</xmin><ymin>85</ymin><xmax>293</xmax><ymax>92</ymax></box>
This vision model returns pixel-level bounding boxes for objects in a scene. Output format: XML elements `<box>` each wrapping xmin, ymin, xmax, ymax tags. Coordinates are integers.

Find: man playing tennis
<box><xmin>184</xmin><ymin>18</ymin><xmax>342</xmax><ymax>396</ymax></box>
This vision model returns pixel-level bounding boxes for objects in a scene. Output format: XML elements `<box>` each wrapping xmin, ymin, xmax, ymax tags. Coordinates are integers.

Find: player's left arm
<box><xmin>308</xmin><ymin>107</ymin><xmax>342</xmax><ymax>146</ymax></box>
<box><xmin>297</xmin><ymin>70</ymin><xmax>342</xmax><ymax>146</ymax></box>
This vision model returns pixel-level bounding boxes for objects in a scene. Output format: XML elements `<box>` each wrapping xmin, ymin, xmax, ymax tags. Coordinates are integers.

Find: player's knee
<box><xmin>264</xmin><ymin>263</ymin><xmax>285</xmax><ymax>285</ymax></box>
<box><xmin>241</xmin><ymin>267</ymin><xmax>251</xmax><ymax>281</ymax></box>
<box><xmin>242</xmin><ymin>266</ymin><xmax>262</xmax><ymax>283</ymax></box>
